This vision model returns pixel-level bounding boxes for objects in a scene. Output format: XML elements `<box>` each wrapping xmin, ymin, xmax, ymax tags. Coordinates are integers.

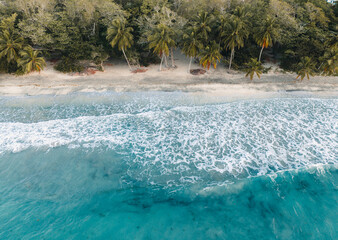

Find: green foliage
<box><xmin>0</xmin><ymin>30</ymin><xmax>24</xmax><ymax>63</ymax></box>
<box><xmin>0</xmin><ymin>14</ymin><xmax>24</xmax><ymax>64</ymax></box>
<box><xmin>296</xmin><ymin>57</ymin><xmax>316</xmax><ymax>81</ymax></box>
<box><xmin>18</xmin><ymin>46</ymin><xmax>46</xmax><ymax>74</ymax></box>
<box><xmin>305</xmin><ymin>2</ymin><xmax>330</xmax><ymax>28</ymax></box>
<box><xmin>146</xmin><ymin>23</ymin><xmax>176</xmax><ymax>70</ymax></box>
<box><xmin>245</xmin><ymin>58</ymin><xmax>263</xmax><ymax>80</ymax></box>
<box><xmin>107</xmin><ymin>19</ymin><xmax>134</xmax><ymax>51</ymax></box>
<box><xmin>91</xmin><ymin>47</ymin><xmax>109</xmax><ymax>71</ymax></box>
<box><xmin>181</xmin><ymin>28</ymin><xmax>203</xmax><ymax>58</ymax></box>
<box><xmin>54</xmin><ymin>57</ymin><xmax>84</xmax><ymax>73</ymax></box>
<box><xmin>0</xmin><ymin>13</ymin><xmax>18</xmax><ymax>33</ymax></box>
<box><xmin>199</xmin><ymin>41</ymin><xmax>222</xmax><ymax>70</ymax></box>
<box><xmin>224</xmin><ymin>18</ymin><xmax>248</xmax><ymax>51</ymax></box>
<box><xmin>192</xmin><ymin>12</ymin><xmax>213</xmax><ymax>43</ymax></box>
<box><xmin>0</xmin><ymin>14</ymin><xmax>47</xmax><ymax>75</ymax></box>
<box><xmin>148</xmin><ymin>24</ymin><xmax>175</xmax><ymax>57</ymax></box>
<box><xmin>107</xmin><ymin>18</ymin><xmax>134</xmax><ymax>70</ymax></box>
<box><xmin>0</xmin><ymin>0</ymin><xmax>336</xmax><ymax>75</ymax></box>
<box><xmin>254</xmin><ymin>16</ymin><xmax>279</xmax><ymax>61</ymax></box>
<box><xmin>320</xmin><ymin>42</ymin><xmax>338</xmax><ymax>76</ymax></box>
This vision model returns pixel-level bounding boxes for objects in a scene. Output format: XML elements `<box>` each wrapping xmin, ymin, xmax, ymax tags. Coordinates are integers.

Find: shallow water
<box><xmin>0</xmin><ymin>92</ymin><xmax>337</xmax><ymax>240</ymax></box>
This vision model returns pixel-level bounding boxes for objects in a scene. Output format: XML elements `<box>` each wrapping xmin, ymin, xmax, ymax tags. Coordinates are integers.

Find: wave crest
<box><xmin>1</xmin><ymin>98</ymin><xmax>337</xmax><ymax>185</ymax></box>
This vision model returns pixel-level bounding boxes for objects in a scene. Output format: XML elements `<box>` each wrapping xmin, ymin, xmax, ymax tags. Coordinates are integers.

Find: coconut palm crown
<box><xmin>181</xmin><ymin>28</ymin><xmax>203</xmax><ymax>72</ymax></box>
<box><xmin>0</xmin><ymin>30</ymin><xmax>24</xmax><ymax>63</ymax></box>
<box><xmin>245</xmin><ymin>58</ymin><xmax>263</xmax><ymax>80</ymax></box>
<box><xmin>224</xmin><ymin>17</ymin><xmax>249</xmax><ymax>70</ymax></box>
<box><xmin>199</xmin><ymin>41</ymin><xmax>222</xmax><ymax>70</ymax></box>
<box><xmin>193</xmin><ymin>12</ymin><xmax>213</xmax><ymax>42</ymax></box>
<box><xmin>148</xmin><ymin>23</ymin><xmax>175</xmax><ymax>71</ymax></box>
<box><xmin>107</xmin><ymin>18</ymin><xmax>134</xmax><ymax>71</ymax></box>
<box><xmin>17</xmin><ymin>46</ymin><xmax>46</xmax><ymax>74</ymax></box>
<box><xmin>321</xmin><ymin>42</ymin><xmax>338</xmax><ymax>76</ymax></box>
<box><xmin>296</xmin><ymin>57</ymin><xmax>316</xmax><ymax>81</ymax></box>
<box><xmin>254</xmin><ymin>16</ymin><xmax>278</xmax><ymax>62</ymax></box>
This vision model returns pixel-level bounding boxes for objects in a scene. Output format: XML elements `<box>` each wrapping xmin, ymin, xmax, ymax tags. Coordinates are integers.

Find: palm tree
<box><xmin>296</xmin><ymin>57</ymin><xmax>315</xmax><ymax>81</ymax></box>
<box><xmin>0</xmin><ymin>30</ymin><xmax>24</xmax><ymax>63</ymax></box>
<box><xmin>17</xmin><ymin>46</ymin><xmax>46</xmax><ymax>74</ymax></box>
<box><xmin>193</xmin><ymin>12</ymin><xmax>213</xmax><ymax>42</ymax></box>
<box><xmin>148</xmin><ymin>24</ymin><xmax>175</xmax><ymax>71</ymax></box>
<box><xmin>245</xmin><ymin>58</ymin><xmax>263</xmax><ymax>80</ymax></box>
<box><xmin>254</xmin><ymin>17</ymin><xmax>277</xmax><ymax>62</ymax></box>
<box><xmin>181</xmin><ymin>29</ymin><xmax>203</xmax><ymax>73</ymax></box>
<box><xmin>217</xmin><ymin>14</ymin><xmax>228</xmax><ymax>47</ymax></box>
<box><xmin>321</xmin><ymin>42</ymin><xmax>337</xmax><ymax>76</ymax></box>
<box><xmin>321</xmin><ymin>55</ymin><xmax>337</xmax><ymax>76</ymax></box>
<box><xmin>199</xmin><ymin>41</ymin><xmax>222</xmax><ymax>70</ymax></box>
<box><xmin>107</xmin><ymin>19</ymin><xmax>134</xmax><ymax>71</ymax></box>
<box><xmin>224</xmin><ymin>18</ymin><xmax>249</xmax><ymax>70</ymax></box>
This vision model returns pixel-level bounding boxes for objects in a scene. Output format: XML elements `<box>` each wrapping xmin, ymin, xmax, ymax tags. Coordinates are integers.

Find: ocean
<box><xmin>0</xmin><ymin>92</ymin><xmax>337</xmax><ymax>240</ymax></box>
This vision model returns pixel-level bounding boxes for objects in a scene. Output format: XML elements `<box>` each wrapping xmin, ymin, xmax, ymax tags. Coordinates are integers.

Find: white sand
<box><xmin>0</xmin><ymin>51</ymin><xmax>337</xmax><ymax>97</ymax></box>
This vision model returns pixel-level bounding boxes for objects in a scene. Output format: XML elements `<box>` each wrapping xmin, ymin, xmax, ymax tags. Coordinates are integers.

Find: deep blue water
<box><xmin>0</xmin><ymin>92</ymin><xmax>337</xmax><ymax>240</ymax></box>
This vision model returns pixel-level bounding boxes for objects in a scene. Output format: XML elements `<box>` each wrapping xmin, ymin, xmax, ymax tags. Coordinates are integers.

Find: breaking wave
<box><xmin>0</xmin><ymin>94</ymin><xmax>337</xmax><ymax>187</ymax></box>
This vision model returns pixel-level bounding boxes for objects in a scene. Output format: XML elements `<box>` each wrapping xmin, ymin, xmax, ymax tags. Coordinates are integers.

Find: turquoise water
<box><xmin>0</xmin><ymin>92</ymin><xmax>337</xmax><ymax>240</ymax></box>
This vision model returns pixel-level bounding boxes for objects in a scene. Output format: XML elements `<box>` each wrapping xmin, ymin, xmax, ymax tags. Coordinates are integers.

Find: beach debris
<box><xmin>68</xmin><ymin>67</ymin><xmax>98</xmax><ymax>76</ymax></box>
<box><xmin>86</xmin><ymin>68</ymin><xmax>97</xmax><ymax>75</ymax></box>
<box><xmin>132</xmin><ymin>68</ymin><xmax>148</xmax><ymax>74</ymax></box>
<box><xmin>190</xmin><ymin>69</ymin><xmax>206</xmax><ymax>75</ymax></box>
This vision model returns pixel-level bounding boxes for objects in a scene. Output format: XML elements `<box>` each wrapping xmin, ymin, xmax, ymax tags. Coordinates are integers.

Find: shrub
<box><xmin>54</xmin><ymin>57</ymin><xmax>84</xmax><ymax>73</ymax></box>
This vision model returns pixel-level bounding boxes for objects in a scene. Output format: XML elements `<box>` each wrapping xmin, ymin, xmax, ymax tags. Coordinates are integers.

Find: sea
<box><xmin>0</xmin><ymin>92</ymin><xmax>337</xmax><ymax>240</ymax></box>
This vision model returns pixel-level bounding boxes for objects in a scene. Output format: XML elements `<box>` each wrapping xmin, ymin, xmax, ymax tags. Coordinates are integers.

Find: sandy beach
<box><xmin>0</xmin><ymin>53</ymin><xmax>337</xmax><ymax>98</ymax></box>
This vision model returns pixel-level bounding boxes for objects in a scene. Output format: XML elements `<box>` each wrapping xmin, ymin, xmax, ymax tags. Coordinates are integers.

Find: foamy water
<box><xmin>0</xmin><ymin>92</ymin><xmax>337</xmax><ymax>239</ymax></box>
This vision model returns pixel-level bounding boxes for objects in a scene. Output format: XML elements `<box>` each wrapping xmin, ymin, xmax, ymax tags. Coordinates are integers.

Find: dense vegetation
<box><xmin>0</xmin><ymin>0</ymin><xmax>337</xmax><ymax>77</ymax></box>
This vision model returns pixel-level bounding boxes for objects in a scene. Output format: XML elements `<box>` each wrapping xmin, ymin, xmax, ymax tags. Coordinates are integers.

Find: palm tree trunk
<box><xmin>92</xmin><ymin>22</ymin><xmax>96</xmax><ymax>35</ymax></box>
<box><xmin>170</xmin><ymin>48</ymin><xmax>175</xmax><ymax>68</ymax></box>
<box><xmin>164</xmin><ymin>55</ymin><xmax>168</xmax><ymax>68</ymax></box>
<box><xmin>188</xmin><ymin>56</ymin><xmax>192</xmax><ymax>73</ymax></box>
<box><xmin>229</xmin><ymin>48</ymin><xmax>234</xmax><ymax>70</ymax></box>
<box><xmin>122</xmin><ymin>48</ymin><xmax>132</xmax><ymax>71</ymax></box>
<box><xmin>159</xmin><ymin>54</ymin><xmax>164</xmax><ymax>71</ymax></box>
<box><xmin>259</xmin><ymin>45</ymin><xmax>264</xmax><ymax>62</ymax></box>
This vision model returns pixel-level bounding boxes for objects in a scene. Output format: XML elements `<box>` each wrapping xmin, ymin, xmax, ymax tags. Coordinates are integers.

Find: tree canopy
<box><xmin>0</xmin><ymin>0</ymin><xmax>336</xmax><ymax>76</ymax></box>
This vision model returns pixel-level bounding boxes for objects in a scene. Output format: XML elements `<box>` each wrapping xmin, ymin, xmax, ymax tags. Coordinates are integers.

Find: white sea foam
<box><xmin>0</xmin><ymin>98</ymin><xmax>337</xmax><ymax>184</ymax></box>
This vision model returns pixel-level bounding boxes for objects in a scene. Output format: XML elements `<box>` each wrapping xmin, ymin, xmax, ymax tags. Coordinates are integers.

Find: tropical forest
<box><xmin>0</xmin><ymin>0</ymin><xmax>337</xmax><ymax>78</ymax></box>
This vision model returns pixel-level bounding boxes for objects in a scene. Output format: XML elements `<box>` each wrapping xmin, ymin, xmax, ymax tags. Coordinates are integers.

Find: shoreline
<box><xmin>0</xmin><ymin>60</ymin><xmax>337</xmax><ymax>97</ymax></box>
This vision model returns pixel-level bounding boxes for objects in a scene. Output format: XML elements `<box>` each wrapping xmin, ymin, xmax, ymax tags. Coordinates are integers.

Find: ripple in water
<box><xmin>0</xmin><ymin>92</ymin><xmax>337</xmax><ymax>239</ymax></box>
